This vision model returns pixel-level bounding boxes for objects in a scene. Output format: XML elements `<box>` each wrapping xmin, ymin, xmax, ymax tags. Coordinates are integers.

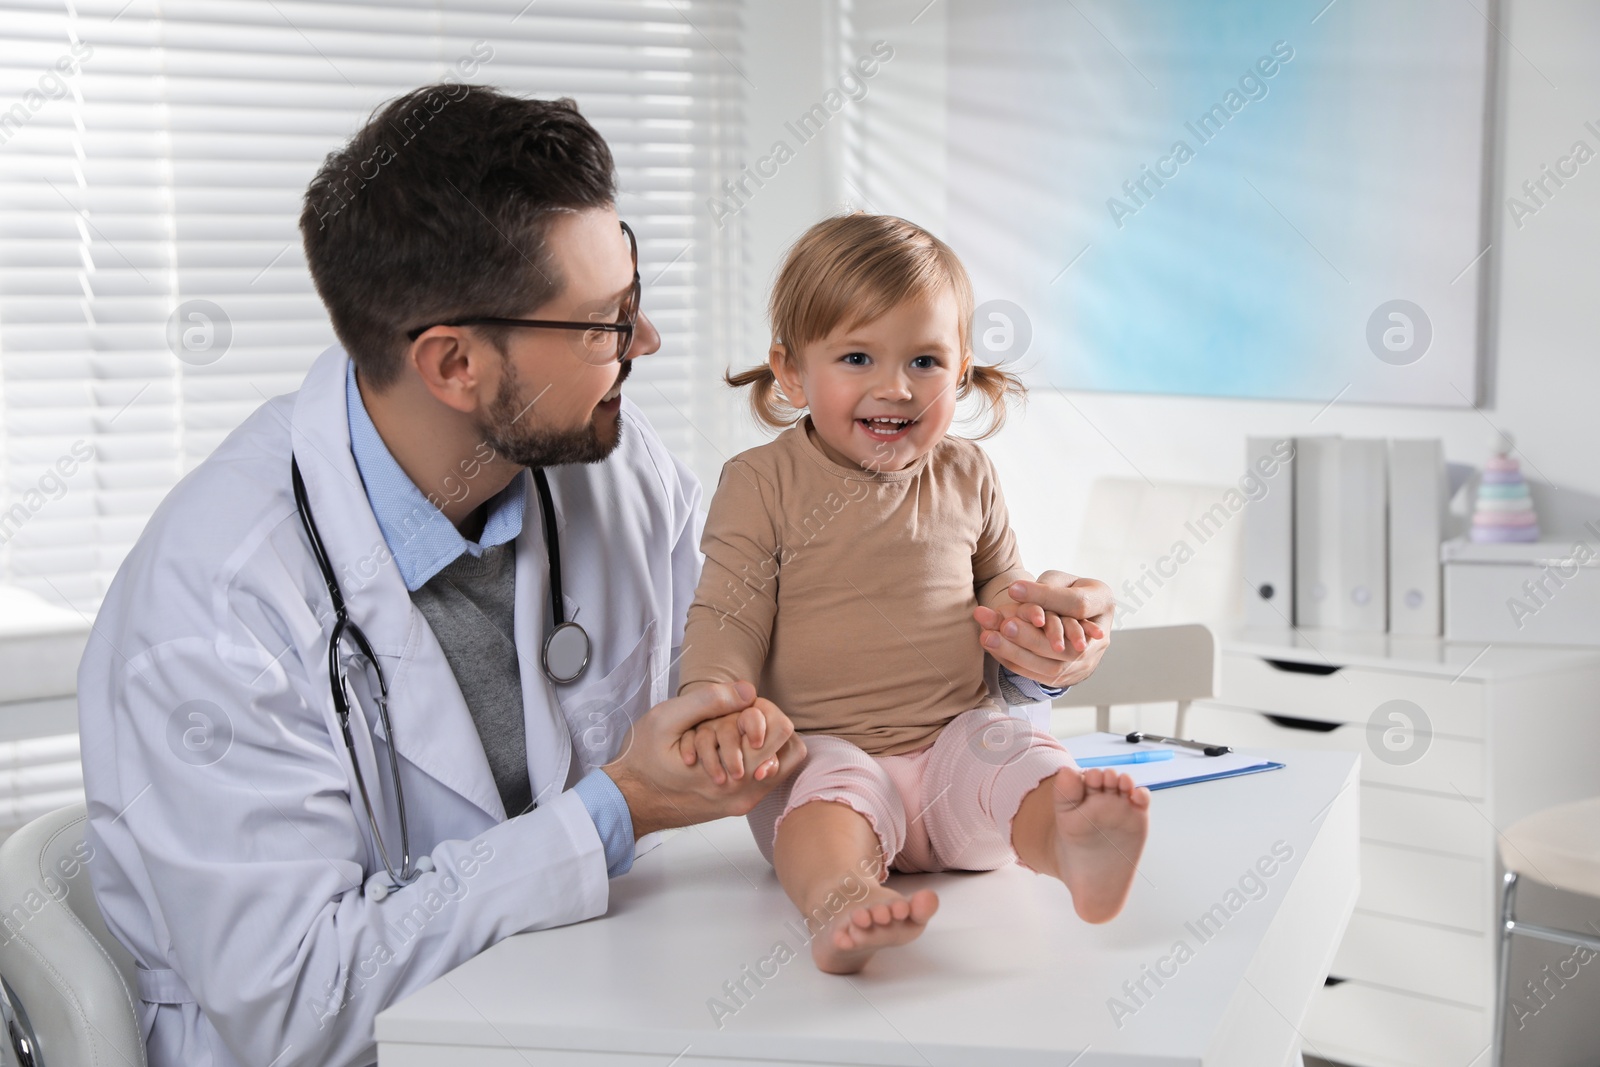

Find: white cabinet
<box><xmin>1191</xmin><ymin>627</ymin><xmax>1600</xmax><ymax>1067</ymax></box>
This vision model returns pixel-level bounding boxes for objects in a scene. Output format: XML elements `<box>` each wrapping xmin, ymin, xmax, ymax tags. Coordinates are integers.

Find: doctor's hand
<box><xmin>973</xmin><ymin>571</ymin><xmax>1114</xmax><ymax>690</ymax></box>
<box><xmin>604</xmin><ymin>681</ymin><xmax>805</xmax><ymax>839</ymax></box>
<box><xmin>677</xmin><ymin>703</ymin><xmax>782</xmax><ymax>786</ymax></box>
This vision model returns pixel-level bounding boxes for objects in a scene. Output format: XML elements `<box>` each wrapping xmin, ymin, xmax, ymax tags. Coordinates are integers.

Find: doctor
<box><xmin>79</xmin><ymin>85</ymin><xmax>1113</xmax><ymax>1067</ymax></box>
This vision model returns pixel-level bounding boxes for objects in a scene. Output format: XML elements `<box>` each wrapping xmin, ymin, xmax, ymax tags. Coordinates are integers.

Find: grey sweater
<box><xmin>408</xmin><ymin>542</ymin><xmax>532</xmax><ymax>818</ymax></box>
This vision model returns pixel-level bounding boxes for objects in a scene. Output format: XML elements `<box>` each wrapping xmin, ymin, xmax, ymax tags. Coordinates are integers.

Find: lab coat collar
<box><xmin>289</xmin><ymin>345</ymin><xmax>506</xmax><ymax>822</ymax></box>
<box><xmin>344</xmin><ymin>359</ymin><xmax>529</xmax><ymax>591</ymax></box>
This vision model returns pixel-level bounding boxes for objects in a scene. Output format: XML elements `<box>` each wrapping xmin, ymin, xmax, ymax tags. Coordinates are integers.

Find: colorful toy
<box><xmin>1469</xmin><ymin>432</ymin><xmax>1540</xmax><ymax>543</ymax></box>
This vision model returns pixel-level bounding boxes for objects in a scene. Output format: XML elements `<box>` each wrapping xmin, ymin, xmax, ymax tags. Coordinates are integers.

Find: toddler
<box><xmin>677</xmin><ymin>213</ymin><xmax>1150</xmax><ymax>974</ymax></box>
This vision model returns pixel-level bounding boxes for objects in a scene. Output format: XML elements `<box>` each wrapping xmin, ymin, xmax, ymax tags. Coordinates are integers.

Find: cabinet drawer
<box><xmin>1188</xmin><ymin>702</ymin><xmax>1485</xmax><ymax>799</ymax></box>
<box><xmin>1332</xmin><ymin>912</ymin><xmax>1491</xmax><ymax>1007</ymax></box>
<box><xmin>1220</xmin><ymin>652</ymin><xmax>1485</xmax><ymax>738</ymax></box>
<box><xmin>1306</xmin><ymin>979</ymin><xmax>1489</xmax><ymax>1067</ymax></box>
<box><xmin>1360</xmin><ymin>841</ymin><xmax>1489</xmax><ymax>932</ymax></box>
<box><xmin>1363</xmin><ymin>785</ymin><xmax>1490</xmax><ymax>858</ymax></box>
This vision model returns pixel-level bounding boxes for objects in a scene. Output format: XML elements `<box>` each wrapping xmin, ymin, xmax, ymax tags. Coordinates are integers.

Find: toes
<box><xmin>850</xmin><ymin>906</ymin><xmax>875</xmax><ymax>930</ymax></box>
<box><xmin>1053</xmin><ymin>766</ymin><xmax>1087</xmax><ymax>805</ymax></box>
<box><xmin>890</xmin><ymin>898</ymin><xmax>911</xmax><ymax>922</ymax></box>
<box><xmin>909</xmin><ymin>889</ymin><xmax>940</xmax><ymax>924</ymax></box>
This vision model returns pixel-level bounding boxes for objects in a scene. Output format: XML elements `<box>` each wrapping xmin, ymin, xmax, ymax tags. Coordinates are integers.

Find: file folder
<box><xmin>1389</xmin><ymin>438</ymin><xmax>1445</xmax><ymax>636</ymax></box>
<box><xmin>1242</xmin><ymin>436</ymin><xmax>1296</xmax><ymax>627</ymax></box>
<box><xmin>1063</xmin><ymin>733</ymin><xmax>1286</xmax><ymax>791</ymax></box>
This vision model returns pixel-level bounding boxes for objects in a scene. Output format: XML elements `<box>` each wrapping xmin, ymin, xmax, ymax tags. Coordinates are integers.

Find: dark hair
<box><xmin>300</xmin><ymin>85</ymin><xmax>616</xmax><ymax>389</ymax></box>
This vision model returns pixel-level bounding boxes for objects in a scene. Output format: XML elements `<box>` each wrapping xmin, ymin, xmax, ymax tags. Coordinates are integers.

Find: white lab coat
<box><xmin>78</xmin><ymin>345</ymin><xmax>703</xmax><ymax>1067</ymax></box>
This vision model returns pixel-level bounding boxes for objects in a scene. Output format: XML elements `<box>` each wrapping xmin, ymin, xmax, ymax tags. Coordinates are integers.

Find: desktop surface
<box><xmin>377</xmin><ymin>747</ymin><xmax>1359</xmax><ymax>1066</ymax></box>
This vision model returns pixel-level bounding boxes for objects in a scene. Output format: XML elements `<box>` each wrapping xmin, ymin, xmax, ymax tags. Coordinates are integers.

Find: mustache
<box><xmin>612</xmin><ymin>359</ymin><xmax>633</xmax><ymax>390</ymax></box>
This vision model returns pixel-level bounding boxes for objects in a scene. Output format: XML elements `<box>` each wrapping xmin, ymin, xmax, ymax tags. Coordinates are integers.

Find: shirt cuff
<box><xmin>573</xmin><ymin>768</ymin><xmax>636</xmax><ymax>878</ymax></box>
<box><xmin>999</xmin><ymin>668</ymin><xmax>1067</xmax><ymax>706</ymax></box>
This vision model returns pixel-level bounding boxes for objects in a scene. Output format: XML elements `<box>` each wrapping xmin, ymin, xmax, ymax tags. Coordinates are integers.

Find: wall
<box><xmin>734</xmin><ymin>1</ymin><xmax>1600</xmax><ymax>618</ymax></box>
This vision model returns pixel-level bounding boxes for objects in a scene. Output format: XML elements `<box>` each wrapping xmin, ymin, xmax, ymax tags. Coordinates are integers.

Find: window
<box><xmin>0</xmin><ymin>0</ymin><xmax>745</xmax><ymax>611</ymax></box>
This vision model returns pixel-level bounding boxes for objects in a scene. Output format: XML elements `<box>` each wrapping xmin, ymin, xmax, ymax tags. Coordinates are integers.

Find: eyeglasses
<box><xmin>404</xmin><ymin>220</ymin><xmax>641</xmax><ymax>366</ymax></box>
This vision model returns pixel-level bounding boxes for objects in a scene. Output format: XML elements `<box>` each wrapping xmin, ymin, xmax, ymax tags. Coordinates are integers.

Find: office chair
<box><xmin>0</xmin><ymin>803</ymin><xmax>146</xmax><ymax>1066</ymax></box>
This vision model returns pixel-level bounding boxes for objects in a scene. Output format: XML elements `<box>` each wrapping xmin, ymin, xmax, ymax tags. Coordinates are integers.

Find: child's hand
<box><xmin>974</xmin><ymin>597</ymin><xmax>1106</xmax><ymax>655</ymax></box>
<box><xmin>677</xmin><ymin>703</ymin><xmax>782</xmax><ymax>785</ymax></box>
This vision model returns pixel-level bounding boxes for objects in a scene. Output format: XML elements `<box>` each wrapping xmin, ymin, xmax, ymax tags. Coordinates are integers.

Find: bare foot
<box><xmin>1049</xmin><ymin>766</ymin><xmax>1150</xmax><ymax>923</ymax></box>
<box><xmin>810</xmin><ymin>884</ymin><xmax>940</xmax><ymax>974</ymax></box>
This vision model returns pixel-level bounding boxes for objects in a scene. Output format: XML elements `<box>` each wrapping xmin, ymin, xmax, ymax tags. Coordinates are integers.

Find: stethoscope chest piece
<box><xmin>531</xmin><ymin>467</ymin><xmax>591</xmax><ymax>685</ymax></box>
<box><xmin>543</xmin><ymin>621</ymin><xmax>591</xmax><ymax>684</ymax></box>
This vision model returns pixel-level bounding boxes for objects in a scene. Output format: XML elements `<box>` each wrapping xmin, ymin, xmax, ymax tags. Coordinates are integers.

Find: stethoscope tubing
<box><xmin>290</xmin><ymin>455</ymin><xmax>591</xmax><ymax>894</ymax></box>
<box><xmin>293</xmin><ymin>457</ymin><xmax>418</xmax><ymax>891</ymax></box>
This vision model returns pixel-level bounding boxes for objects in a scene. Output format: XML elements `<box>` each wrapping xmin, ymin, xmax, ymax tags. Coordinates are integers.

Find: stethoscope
<box><xmin>290</xmin><ymin>456</ymin><xmax>590</xmax><ymax>895</ymax></box>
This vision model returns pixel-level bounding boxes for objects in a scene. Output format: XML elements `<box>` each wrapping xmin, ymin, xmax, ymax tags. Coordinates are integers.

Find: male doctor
<box><xmin>79</xmin><ymin>85</ymin><xmax>1113</xmax><ymax>1067</ymax></box>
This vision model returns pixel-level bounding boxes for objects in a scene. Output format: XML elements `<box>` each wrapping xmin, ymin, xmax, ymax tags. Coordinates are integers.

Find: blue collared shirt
<box><xmin>345</xmin><ymin>361</ymin><xmax>637</xmax><ymax>877</ymax></box>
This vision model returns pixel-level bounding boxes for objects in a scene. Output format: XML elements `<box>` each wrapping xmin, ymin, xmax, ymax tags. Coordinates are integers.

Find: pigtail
<box><xmin>725</xmin><ymin>363</ymin><xmax>803</xmax><ymax>431</ymax></box>
<box><xmin>957</xmin><ymin>363</ymin><xmax>1028</xmax><ymax>440</ymax></box>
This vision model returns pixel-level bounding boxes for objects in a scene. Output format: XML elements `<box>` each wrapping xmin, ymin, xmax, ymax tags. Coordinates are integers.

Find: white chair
<box><xmin>1494</xmin><ymin>796</ymin><xmax>1600</xmax><ymax>1066</ymax></box>
<box><xmin>1069</xmin><ymin>477</ymin><xmax>1245</xmax><ymax>633</ymax></box>
<box><xmin>0</xmin><ymin>803</ymin><xmax>146</xmax><ymax>1067</ymax></box>
<box><xmin>1041</xmin><ymin>475</ymin><xmax>1233</xmax><ymax>737</ymax></box>
<box><xmin>1051</xmin><ymin>621</ymin><xmax>1218</xmax><ymax>737</ymax></box>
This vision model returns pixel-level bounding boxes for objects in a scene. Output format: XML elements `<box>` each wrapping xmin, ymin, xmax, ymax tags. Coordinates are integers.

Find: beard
<box><xmin>479</xmin><ymin>357</ymin><xmax>631</xmax><ymax>469</ymax></box>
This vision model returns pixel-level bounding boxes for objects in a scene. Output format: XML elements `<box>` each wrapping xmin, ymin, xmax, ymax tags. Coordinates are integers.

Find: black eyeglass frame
<box><xmin>403</xmin><ymin>220</ymin><xmax>641</xmax><ymax>364</ymax></box>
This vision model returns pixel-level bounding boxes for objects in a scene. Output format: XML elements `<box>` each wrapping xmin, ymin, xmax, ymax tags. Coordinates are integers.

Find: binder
<box><xmin>1389</xmin><ymin>439</ymin><xmax>1446</xmax><ymax>636</ymax></box>
<box><xmin>1242</xmin><ymin>437</ymin><xmax>1295</xmax><ymax>627</ymax></box>
<box><xmin>1339</xmin><ymin>438</ymin><xmax>1389</xmax><ymax>632</ymax></box>
<box><xmin>1293</xmin><ymin>436</ymin><xmax>1341</xmax><ymax>627</ymax></box>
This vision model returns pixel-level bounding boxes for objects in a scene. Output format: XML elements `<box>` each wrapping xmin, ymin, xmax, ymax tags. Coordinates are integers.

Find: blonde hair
<box><xmin>726</xmin><ymin>212</ymin><xmax>1025</xmax><ymax>439</ymax></box>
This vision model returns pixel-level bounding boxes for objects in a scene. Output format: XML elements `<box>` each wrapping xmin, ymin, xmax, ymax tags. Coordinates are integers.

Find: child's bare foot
<box><xmin>811</xmin><ymin>885</ymin><xmax>940</xmax><ymax>974</ymax></box>
<box><xmin>1048</xmin><ymin>766</ymin><xmax>1150</xmax><ymax>923</ymax></box>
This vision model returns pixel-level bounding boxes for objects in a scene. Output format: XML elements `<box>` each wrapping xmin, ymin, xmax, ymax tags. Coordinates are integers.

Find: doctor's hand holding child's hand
<box><xmin>678</xmin><ymin>702</ymin><xmax>783</xmax><ymax>785</ymax></box>
<box><xmin>973</xmin><ymin>571</ymin><xmax>1113</xmax><ymax>690</ymax></box>
<box><xmin>604</xmin><ymin>681</ymin><xmax>805</xmax><ymax>839</ymax></box>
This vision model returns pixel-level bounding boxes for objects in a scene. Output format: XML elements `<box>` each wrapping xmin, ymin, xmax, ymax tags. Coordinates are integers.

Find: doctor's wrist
<box><xmin>602</xmin><ymin>762</ymin><xmax>674</xmax><ymax>839</ymax></box>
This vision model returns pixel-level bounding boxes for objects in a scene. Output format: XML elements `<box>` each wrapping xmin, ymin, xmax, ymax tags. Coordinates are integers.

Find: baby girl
<box><xmin>676</xmin><ymin>213</ymin><xmax>1150</xmax><ymax>974</ymax></box>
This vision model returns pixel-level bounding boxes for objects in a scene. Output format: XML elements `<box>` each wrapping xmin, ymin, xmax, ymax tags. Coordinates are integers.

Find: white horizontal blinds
<box><xmin>437</xmin><ymin>2</ymin><xmax>746</xmax><ymax>482</ymax></box>
<box><xmin>0</xmin><ymin>0</ymin><xmax>744</xmax><ymax>612</ymax></box>
<box><xmin>0</xmin><ymin>4</ymin><xmax>119</xmax><ymax>611</ymax></box>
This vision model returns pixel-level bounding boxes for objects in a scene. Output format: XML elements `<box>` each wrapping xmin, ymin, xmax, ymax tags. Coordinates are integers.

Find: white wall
<box><xmin>733</xmin><ymin>0</ymin><xmax>1600</xmax><ymax>616</ymax></box>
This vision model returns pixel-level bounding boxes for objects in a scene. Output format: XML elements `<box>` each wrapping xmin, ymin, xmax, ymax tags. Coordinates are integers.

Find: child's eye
<box><xmin>842</xmin><ymin>352</ymin><xmax>870</xmax><ymax>366</ymax></box>
<box><xmin>911</xmin><ymin>355</ymin><xmax>939</xmax><ymax>370</ymax></box>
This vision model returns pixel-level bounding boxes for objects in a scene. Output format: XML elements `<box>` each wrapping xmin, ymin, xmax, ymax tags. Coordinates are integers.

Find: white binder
<box><xmin>1242</xmin><ymin>437</ymin><xmax>1295</xmax><ymax>627</ymax></box>
<box><xmin>1339</xmin><ymin>438</ymin><xmax>1389</xmax><ymax>632</ymax></box>
<box><xmin>1293</xmin><ymin>436</ymin><xmax>1341</xmax><ymax>628</ymax></box>
<box><xmin>1389</xmin><ymin>438</ymin><xmax>1446</xmax><ymax>636</ymax></box>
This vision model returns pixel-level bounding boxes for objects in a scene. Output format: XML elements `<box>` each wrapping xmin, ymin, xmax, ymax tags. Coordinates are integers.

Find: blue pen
<box><xmin>1076</xmin><ymin>750</ymin><xmax>1176</xmax><ymax>768</ymax></box>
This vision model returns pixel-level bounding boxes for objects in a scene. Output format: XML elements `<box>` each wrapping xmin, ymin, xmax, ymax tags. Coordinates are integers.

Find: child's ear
<box><xmin>769</xmin><ymin>343</ymin><xmax>807</xmax><ymax>409</ymax></box>
<box><xmin>957</xmin><ymin>351</ymin><xmax>975</xmax><ymax>388</ymax></box>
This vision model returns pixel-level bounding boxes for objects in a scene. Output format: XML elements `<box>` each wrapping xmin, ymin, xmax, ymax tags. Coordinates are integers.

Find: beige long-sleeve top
<box><xmin>678</xmin><ymin>420</ymin><xmax>1031</xmax><ymax>755</ymax></box>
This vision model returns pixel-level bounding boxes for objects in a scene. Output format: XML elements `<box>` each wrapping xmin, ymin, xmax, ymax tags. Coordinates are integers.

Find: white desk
<box><xmin>377</xmin><ymin>748</ymin><xmax>1358</xmax><ymax>1066</ymax></box>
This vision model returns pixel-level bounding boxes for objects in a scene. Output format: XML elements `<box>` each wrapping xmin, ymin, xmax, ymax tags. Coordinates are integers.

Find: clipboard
<box><xmin>1061</xmin><ymin>732</ymin><xmax>1285</xmax><ymax>791</ymax></box>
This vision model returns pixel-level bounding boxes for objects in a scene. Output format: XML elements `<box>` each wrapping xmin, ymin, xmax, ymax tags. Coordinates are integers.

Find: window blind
<box><xmin>0</xmin><ymin>0</ymin><xmax>745</xmax><ymax>612</ymax></box>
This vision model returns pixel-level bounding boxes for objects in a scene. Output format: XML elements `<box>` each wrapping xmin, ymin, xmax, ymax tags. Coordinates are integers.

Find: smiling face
<box><xmin>476</xmin><ymin>207</ymin><xmax>658</xmax><ymax>467</ymax></box>
<box><xmin>772</xmin><ymin>286</ymin><xmax>969</xmax><ymax>473</ymax></box>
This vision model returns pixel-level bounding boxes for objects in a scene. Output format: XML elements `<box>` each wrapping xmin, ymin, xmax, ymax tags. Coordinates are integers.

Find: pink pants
<box><xmin>747</xmin><ymin>707</ymin><xmax>1075</xmax><ymax>876</ymax></box>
